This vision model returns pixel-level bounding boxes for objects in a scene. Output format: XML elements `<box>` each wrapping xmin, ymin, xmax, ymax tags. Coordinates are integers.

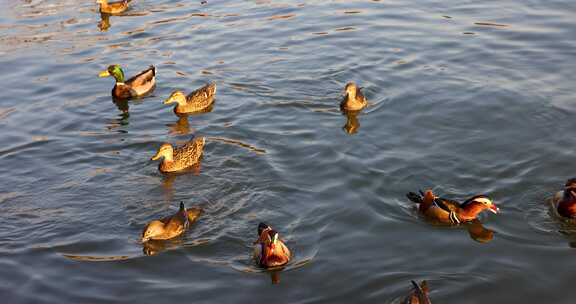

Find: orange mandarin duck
<box><xmin>253</xmin><ymin>223</ymin><xmax>291</xmax><ymax>268</ymax></box>
<box><xmin>406</xmin><ymin>189</ymin><xmax>499</xmax><ymax>224</ymax></box>
<box><xmin>552</xmin><ymin>178</ymin><xmax>576</xmax><ymax>219</ymax></box>
<box><xmin>404</xmin><ymin>280</ymin><xmax>431</xmax><ymax>304</ymax></box>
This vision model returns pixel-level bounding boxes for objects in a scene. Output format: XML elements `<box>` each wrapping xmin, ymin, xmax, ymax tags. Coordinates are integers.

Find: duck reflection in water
<box><xmin>342</xmin><ymin>109</ymin><xmax>361</xmax><ymax>134</ymax></box>
<box><xmin>97</xmin><ymin>13</ymin><xmax>111</xmax><ymax>32</ymax></box>
<box><xmin>167</xmin><ymin>115</ymin><xmax>192</xmax><ymax>136</ymax></box>
<box><xmin>403</xmin><ymin>280</ymin><xmax>431</xmax><ymax>304</ymax></box>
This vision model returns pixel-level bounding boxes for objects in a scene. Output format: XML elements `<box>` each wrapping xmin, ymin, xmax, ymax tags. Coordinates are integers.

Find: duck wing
<box><xmin>125</xmin><ymin>65</ymin><xmax>156</xmax><ymax>88</ymax></box>
<box><xmin>164</xmin><ymin>202</ymin><xmax>189</xmax><ymax>236</ymax></box>
<box><xmin>434</xmin><ymin>197</ymin><xmax>461</xmax><ymax>212</ymax></box>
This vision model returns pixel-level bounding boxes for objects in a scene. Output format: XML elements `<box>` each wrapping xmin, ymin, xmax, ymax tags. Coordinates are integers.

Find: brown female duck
<box><xmin>141</xmin><ymin>202</ymin><xmax>202</xmax><ymax>242</ymax></box>
<box><xmin>253</xmin><ymin>223</ymin><xmax>291</xmax><ymax>268</ymax></box>
<box><xmin>151</xmin><ymin>136</ymin><xmax>205</xmax><ymax>173</ymax></box>
<box><xmin>98</xmin><ymin>64</ymin><xmax>156</xmax><ymax>99</ymax></box>
<box><xmin>164</xmin><ymin>83</ymin><xmax>216</xmax><ymax>115</ymax></box>
<box><xmin>406</xmin><ymin>189</ymin><xmax>499</xmax><ymax>224</ymax></box>
<box><xmin>340</xmin><ymin>81</ymin><xmax>367</xmax><ymax>112</ymax></box>
<box><xmin>552</xmin><ymin>178</ymin><xmax>576</xmax><ymax>218</ymax></box>
<box><xmin>404</xmin><ymin>280</ymin><xmax>431</xmax><ymax>304</ymax></box>
<box><xmin>97</xmin><ymin>0</ymin><xmax>131</xmax><ymax>15</ymax></box>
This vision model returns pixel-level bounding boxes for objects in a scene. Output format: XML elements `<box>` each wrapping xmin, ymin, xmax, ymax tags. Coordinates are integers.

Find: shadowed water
<box><xmin>1</xmin><ymin>0</ymin><xmax>576</xmax><ymax>303</ymax></box>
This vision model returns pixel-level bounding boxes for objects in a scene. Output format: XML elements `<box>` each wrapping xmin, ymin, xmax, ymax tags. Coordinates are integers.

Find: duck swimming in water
<box><xmin>151</xmin><ymin>136</ymin><xmax>205</xmax><ymax>173</ymax></box>
<box><xmin>404</xmin><ymin>280</ymin><xmax>431</xmax><ymax>304</ymax></box>
<box><xmin>141</xmin><ymin>202</ymin><xmax>202</xmax><ymax>242</ymax></box>
<box><xmin>98</xmin><ymin>64</ymin><xmax>156</xmax><ymax>99</ymax></box>
<box><xmin>406</xmin><ymin>189</ymin><xmax>499</xmax><ymax>225</ymax></box>
<box><xmin>97</xmin><ymin>0</ymin><xmax>131</xmax><ymax>15</ymax></box>
<box><xmin>340</xmin><ymin>82</ymin><xmax>367</xmax><ymax>112</ymax></box>
<box><xmin>552</xmin><ymin>178</ymin><xmax>576</xmax><ymax>219</ymax></box>
<box><xmin>253</xmin><ymin>223</ymin><xmax>291</xmax><ymax>268</ymax></box>
<box><xmin>164</xmin><ymin>82</ymin><xmax>216</xmax><ymax>115</ymax></box>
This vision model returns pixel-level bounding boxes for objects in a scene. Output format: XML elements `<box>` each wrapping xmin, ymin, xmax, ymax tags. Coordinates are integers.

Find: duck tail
<box><xmin>179</xmin><ymin>201</ymin><xmax>186</xmax><ymax>212</ymax></box>
<box><xmin>406</xmin><ymin>191</ymin><xmax>424</xmax><ymax>204</ymax></box>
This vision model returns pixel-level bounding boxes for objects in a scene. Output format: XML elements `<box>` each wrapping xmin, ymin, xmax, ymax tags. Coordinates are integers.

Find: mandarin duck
<box><xmin>406</xmin><ymin>189</ymin><xmax>499</xmax><ymax>224</ymax></box>
<box><xmin>253</xmin><ymin>222</ymin><xmax>291</xmax><ymax>268</ymax></box>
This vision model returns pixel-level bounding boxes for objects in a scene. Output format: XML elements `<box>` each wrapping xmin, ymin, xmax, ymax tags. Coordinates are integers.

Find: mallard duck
<box><xmin>404</xmin><ymin>280</ymin><xmax>431</xmax><ymax>304</ymax></box>
<box><xmin>151</xmin><ymin>136</ymin><xmax>205</xmax><ymax>173</ymax></box>
<box><xmin>552</xmin><ymin>178</ymin><xmax>576</xmax><ymax>218</ymax></box>
<box><xmin>406</xmin><ymin>190</ymin><xmax>499</xmax><ymax>224</ymax></box>
<box><xmin>164</xmin><ymin>82</ymin><xmax>216</xmax><ymax>115</ymax></box>
<box><xmin>97</xmin><ymin>0</ymin><xmax>131</xmax><ymax>15</ymax></box>
<box><xmin>141</xmin><ymin>202</ymin><xmax>202</xmax><ymax>242</ymax></box>
<box><xmin>340</xmin><ymin>82</ymin><xmax>367</xmax><ymax>112</ymax></box>
<box><xmin>253</xmin><ymin>222</ymin><xmax>291</xmax><ymax>268</ymax></box>
<box><xmin>98</xmin><ymin>64</ymin><xmax>156</xmax><ymax>99</ymax></box>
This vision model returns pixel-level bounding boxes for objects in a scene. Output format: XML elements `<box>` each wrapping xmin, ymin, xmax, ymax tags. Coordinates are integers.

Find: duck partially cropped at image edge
<box><xmin>151</xmin><ymin>136</ymin><xmax>205</xmax><ymax>173</ymax></box>
<box><xmin>141</xmin><ymin>202</ymin><xmax>202</xmax><ymax>242</ymax></box>
<box><xmin>406</xmin><ymin>189</ymin><xmax>499</xmax><ymax>224</ymax></box>
<box><xmin>97</xmin><ymin>0</ymin><xmax>131</xmax><ymax>15</ymax></box>
<box><xmin>98</xmin><ymin>64</ymin><xmax>156</xmax><ymax>99</ymax></box>
<box><xmin>253</xmin><ymin>223</ymin><xmax>291</xmax><ymax>268</ymax></box>
<box><xmin>552</xmin><ymin>178</ymin><xmax>576</xmax><ymax>219</ymax></box>
<box><xmin>404</xmin><ymin>280</ymin><xmax>432</xmax><ymax>304</ymax></box>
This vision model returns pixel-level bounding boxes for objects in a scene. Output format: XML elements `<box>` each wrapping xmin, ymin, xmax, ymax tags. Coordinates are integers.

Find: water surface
<box><xmin>1</xmin><ymin>0</ymin><xmax>576</xmax><ymax>303</ymax></box>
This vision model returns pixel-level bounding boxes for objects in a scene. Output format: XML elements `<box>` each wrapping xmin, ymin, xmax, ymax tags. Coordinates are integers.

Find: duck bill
<box><xmin>163</xmin><ymin>97</ymin><xmax>175</xmax><ymax>105</ymax></box>
<box><xmin>489</xmin><ymin>204</ymin><xmax>499</xmax><ymax>214</ymax></box>
<box><xmin>150</xmin><ymin>153</ymin><xmax>161</xmax><ymax>161</ymax></box>
<box><xmin>98</xmin><ymin>70</ymin><xmax>111</xmax><ymax>78</ymax></box>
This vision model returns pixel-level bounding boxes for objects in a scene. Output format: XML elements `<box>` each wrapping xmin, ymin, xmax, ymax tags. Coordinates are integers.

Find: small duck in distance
<box><xmin>406</xmin><ymin>189</ymin><xmax>499</xmax><ymax>225</ymax></box>
<box><xmin>340</xmin><ymin>81</ymin><xmax>367</xmax><ymax>112</ymax></box>
<box><xmin>254</xmin><ymin>223</ymin><xmax>291</xmax><ymax>268</ymax></box>
<box><xmin>151</xmin><ymin>136</ymin><xmax>205</xmax><ymax>173</ymax></box>
<box><xmin>164</xmin><ymin>83</ymin><xmax>216</xmax><ymax>115</ymax></box>
<box><xmin>404</xmin><ymin>280</ymin><xmax>432</xmax><ymax>304</ymax></box>
<box><xmin>141</xmin><ymin>202</ymin><xmax>202</xmax><ymax>242</ymax></box>
<box><xmin>97</xmin><ymin>0</ymin><xmax>131</xmax><ymax>15</ymax></box>
<box><xmin>96</xmin><ymin>0</ymin><xmax>131</xmax><ymax>15</ymax></box>
<box><xmin>98</xmin><ymin>64</ymin><xmax>156</xmax><ymax>100</ymax></box>
<box><xmin>552</xmin><ymin>178</ymin><xmax>576</xmax><ymax>219</ymax></box>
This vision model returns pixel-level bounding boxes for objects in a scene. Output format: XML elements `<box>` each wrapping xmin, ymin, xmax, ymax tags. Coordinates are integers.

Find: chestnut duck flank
<box><xmin>406</xmin><ymin>190</ymin><xmax>499</xmax><ymax>224</ymax></box>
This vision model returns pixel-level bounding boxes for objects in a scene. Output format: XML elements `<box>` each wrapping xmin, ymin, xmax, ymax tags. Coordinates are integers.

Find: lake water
<box><xmin>1</xmin><ymin>0</ymin><xmax>576</xmax><ymax>303</ymax></box>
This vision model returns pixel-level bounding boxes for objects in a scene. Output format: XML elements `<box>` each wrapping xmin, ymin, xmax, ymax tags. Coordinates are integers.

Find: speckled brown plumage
<box><xmin>164</xmin><ymin>83</ymin><xmax>216</xmax><ymax>115</ymax></box>
<box><xmin>151</xmin><ymin>136</ymin><xmax>206</xmax><ymax>173</ymax></box>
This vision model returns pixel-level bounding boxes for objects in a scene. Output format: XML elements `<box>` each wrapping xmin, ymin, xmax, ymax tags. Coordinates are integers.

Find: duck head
<box><xmin>344</xmin><ymin>82</ymin><xmax>358</xmax><ymax>100</ymax></box>
<box><xmin>258</xmin><ymin>222</ymin><xmax>271</xmax><ymax>236</ymax></box>
<box><xmin>164</xmin><ymin>91</ymin><xmax>187</xmax><ymax>105</ymax></box>
<box><xmin>96</xmin><ymin>0</ymin><xmax>107</xmax><ymax>4</ymax></box>
<box><xmin>564</xmin><ymin>178</ymin><xmax>576</xmax><ymax>198</ymax></box>
<box><xmin>141</xmin><ymin>220</ymin><xmax>165</xmax><ymax>243</ymax></box>
<box><xmin>99</xmin><ymin>64</ymin><xmax>125</xmax><ymax>83</ymax></box>
<box><xmin>262</xmin><ymin>229</ymin><xmax>281</xmax><ymax>258</ymax></box>
<box><xmin>151</xmin><ymin>144</ymin><xmax>174</xmax><ymax>162</ymax></box>
<box><xmin>460</xmin><ymin>195</ymin><xmax>499</xmax><ymax>220</ymax></box>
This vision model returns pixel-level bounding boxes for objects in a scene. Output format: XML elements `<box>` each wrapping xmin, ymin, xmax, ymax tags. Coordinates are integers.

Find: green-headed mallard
<box><xmin>253</xmin><ymin>222</ymin><xmax>291</xmax><ymax>268</ymax></box>
<box><xmin>340</xmin><ymin>81</ymin><xmax>367</xmax><ymax>111</ymax></box>
<box><xmin>141</xmin><ymin>202</ymin><xmax>202</xmax><ymax>242</ymax></box>
<box><xmin>404</xmin><ymin>280</ymin><xmax>432</xmax><ymax>304</ymax></box>
<box><xmin>406</xmin><ymin>190</ymin><xmax>499</xmax><ymax>225</ymax></box>
<box><xmin>151</xmin><ymin>136</ymin><xmax>205</xmax><ymax>173</ymax></box>
<box><xmin>164</xmin><ymin>82</ymin><xmax>216</xmax><ymax>115</ymax></box>
<box><xmin>97</xmin><ymin>0</ymin><xmax>131</xmax><ymax>15</ymax></box>
<box><xmin>98</xmin><ymin>64</ymin><xmax>156</xmax><ymax>100</ymax></box>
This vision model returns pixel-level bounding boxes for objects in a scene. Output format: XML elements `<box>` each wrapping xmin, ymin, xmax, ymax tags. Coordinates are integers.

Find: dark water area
<box><xmin>1</xmin><ymin>0</ymin><xmax>576</xmax><ymax>303</ymax></box>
